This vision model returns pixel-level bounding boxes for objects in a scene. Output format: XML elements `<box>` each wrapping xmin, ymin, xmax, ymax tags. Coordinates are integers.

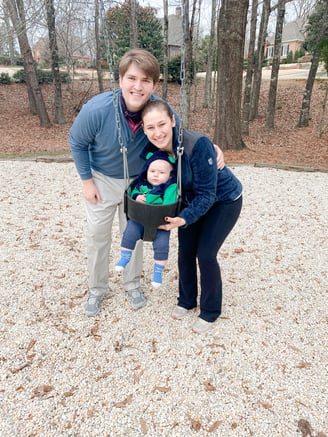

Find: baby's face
<box><xmin>147</xmin><ymin>160</ymin><xmax>172</xmax><ymax>186</ymax></box>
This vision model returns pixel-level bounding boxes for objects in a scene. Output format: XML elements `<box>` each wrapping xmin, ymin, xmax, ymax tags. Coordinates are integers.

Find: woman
<box><xmin>141</xmin><ymin>100</ymin><xmax>243</xmax><ymax>334</ymax></box>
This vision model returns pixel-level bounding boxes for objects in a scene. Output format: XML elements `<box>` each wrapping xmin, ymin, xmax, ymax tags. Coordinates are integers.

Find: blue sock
<box><xmin>115</xmin><ymin>250</ymin><xmax>132</xmax><ymax>271</ymax></box>
<box><xmin>152</xmin><ymin>263</ymin><xmax>165</xmax><ymax>287</ymax></box>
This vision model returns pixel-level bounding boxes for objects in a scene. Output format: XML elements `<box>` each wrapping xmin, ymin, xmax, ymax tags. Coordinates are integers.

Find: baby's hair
<box><xmin>141</xmin><ymin>100</ymin><xmax>174</xmax><ymax>121</ymax></box>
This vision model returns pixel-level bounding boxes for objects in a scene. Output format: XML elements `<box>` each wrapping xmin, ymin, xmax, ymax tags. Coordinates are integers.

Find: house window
<box><xmin>266</xmin><ymin>46</ymin><xmax>274</xmax><ymax>58</ymax></box>
<box><xmin>281</xmin><ymin>44</ymin><xmax>289</xmax><ymax>57</ymax></box>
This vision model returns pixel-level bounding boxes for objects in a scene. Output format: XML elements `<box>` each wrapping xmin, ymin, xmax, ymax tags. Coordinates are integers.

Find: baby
<box><xmin>115</xmin><ymin>150</ymin><xmax>177</xmax><ymax>287</ymax></box>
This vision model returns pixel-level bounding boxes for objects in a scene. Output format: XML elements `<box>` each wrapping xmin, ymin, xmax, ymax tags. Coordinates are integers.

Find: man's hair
<box><xmin>119</xmin><ymin>49</ymin><xmax>160</xmax><ymax>84</ymax></box>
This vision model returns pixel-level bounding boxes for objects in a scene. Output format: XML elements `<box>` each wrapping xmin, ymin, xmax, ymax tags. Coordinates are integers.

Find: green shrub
<box><xmin>294</xmin><ymin>47</ymin><xmax>306</xmax><ymax>62</ymax></box>
<box><xmin>286</xmin><ymin>51</ymin><xmax>293</xmax><ymax>64</ymax></box>
<box><xmin>0</xmin><ymin>56</ymin><xmax>12</xmax><ymax>66</ymax></box>
<box><xmin>12</xmin><ymin>68</ymin><xmax>70</xmax><ymax>84</ymax></box>
<box><xmin>0</xmin><ymin>73</ymin><xmax>12</xmax><ymax>84</ymax></box>
<box><xmin>166</xmin><ymin>56</ymin><xmax>195</xmax><ymax>84</ymax></box>
<box><xmin>12</xmin><ymin>69</ymin><xmax>25</xmax><ymax>83</ymax></box>
<box><xmin>167</xmin><ymin>56</ymin><xmax>182</xmax><ymax>83</ymax></box>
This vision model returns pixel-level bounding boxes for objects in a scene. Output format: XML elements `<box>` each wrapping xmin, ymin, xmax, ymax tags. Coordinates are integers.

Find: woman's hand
<box><xmin>158</xmin><ymin>216</ymin><xmax>186</xmax><ymax>231</ymax></box>
<box><xmin>213</xmin><ymin>144</ymin><xmax>225</xmax><ymax>170</ymax></box>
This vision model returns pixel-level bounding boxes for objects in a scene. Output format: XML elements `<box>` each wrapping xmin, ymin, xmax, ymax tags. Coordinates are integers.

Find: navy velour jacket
<box><xmin>142</xmin><ymin>128</ymin><xmax>243</xmax><ymax>227</ymax></box>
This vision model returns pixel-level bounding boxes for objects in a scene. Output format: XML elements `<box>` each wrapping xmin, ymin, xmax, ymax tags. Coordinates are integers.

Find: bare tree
<box><xmin>55</xmin><ymin>1</ymin><xmax>95</xmax><ymax>83</ymax></box>
<box><xmin>288</xmin><ymin>0</ymin><xmax>319</xmax><ymax>18</ymax></box>
<box><xmin>250</xmin><ymin>0</ymin><xmax>271</xmax><ymax>121</ymax></box>
<box><xmin>265</xmin><ymin>0</ymin><xmax>287</xmax><ymax>129</ymax></box>
<box><xmin>242</xmin><ymin>0</ymin><xmax>259</xmax><ymax>135</ymax></box>
<box><xmin>130</xmin><ymin>0</ymin><xmax>138</xmax><ymax>48</ymax></box>
<box><xmin>181</xmin><ymin>0</ymin><xmax>192</xmax><ymax>128</ymax></box>
<box><xmin>203</xmin><ymin>0</ymin><xmax>217</xmax><ymax>115</ymax></box>
<box><xmin>298</xmin><ymin>0</ymin><xmax>328</xmax><ymax>127</ymax></box>
<box><xmin>318</xmin><ymin>83</ymin><xmax>328</xmax><ymax>138</ymax></box>
<box><xmin>94</xmin><ymin>0</ymin><xmax>104</xmax><ymax>93</ymax></box>
<box><xmin>45</xmin><ymin>0</ymin><xmax>66</xmax><ymax>124</ymax></box>
<box><xmin>162</xmin><ymin>0</ymin><xmax>169</xmax><ymax>100</ymax></box>
<box><xmin>5</xmin><ymin>0</ymin><xmax>51</xmax><ymax>127</ymax></box>
<box><xmin>214</xmin><ymin>0</ymin><xmax>249</xmax><ymax>150</ymax></box>
<box><xmin>2</xmin><ymin>2</ymin><xmax>16</xmax><ymax>64</ymax></box>
<box><xmin>191</xmin><ymin>0</ymin><xmax>202</xmax><ymax>112</ymax></box>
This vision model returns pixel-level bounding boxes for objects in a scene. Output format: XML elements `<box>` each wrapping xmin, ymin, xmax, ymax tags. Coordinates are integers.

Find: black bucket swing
<box><xmin>123</xmin><ymin>145</ymin><xmax>184</xmax><ymax>242</ymax></box>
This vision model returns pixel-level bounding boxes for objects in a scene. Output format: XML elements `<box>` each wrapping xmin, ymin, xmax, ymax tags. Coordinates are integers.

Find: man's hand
<box><xmin>82</xmin><ymin>179</ymin><xmax>102</xmax><ymax>204</ymax></box>
<box><xmin>213</xmin><ymin>144</ymin><xmax>225</xmax><ymax>170</ymax></box>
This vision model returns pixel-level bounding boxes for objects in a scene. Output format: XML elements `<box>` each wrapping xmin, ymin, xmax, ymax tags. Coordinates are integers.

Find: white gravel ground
<box><xmin>0</xmin><ymin>161</ymin><xmax>327</xmax><ymax>437</ymax></box>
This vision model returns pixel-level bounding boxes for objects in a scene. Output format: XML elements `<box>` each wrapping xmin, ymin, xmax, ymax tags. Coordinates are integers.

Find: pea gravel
<box><xmin>0</xmin><ymin>160</ymin><xmax>327</xmax><ymax>437</ymax></box>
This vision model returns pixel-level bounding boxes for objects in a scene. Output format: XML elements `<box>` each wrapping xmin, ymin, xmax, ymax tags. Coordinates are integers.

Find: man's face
<box><xmin>119</xmin><ymin>63</ymin><xmax>157</xmax><ymax>112</ymax></box>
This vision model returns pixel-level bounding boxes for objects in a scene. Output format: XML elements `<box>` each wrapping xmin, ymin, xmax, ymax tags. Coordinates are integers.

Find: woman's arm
<box><xmin>161</xmin><ymin>137</ymin><xmax>217</xmax><ymax>230</ymax></box>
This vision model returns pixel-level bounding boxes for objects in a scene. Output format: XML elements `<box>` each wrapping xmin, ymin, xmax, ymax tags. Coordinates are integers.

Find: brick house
<box><xmin>265</xmin><ymin>18</ymin><xmax>307</xmax><ymax>62</ymax></box>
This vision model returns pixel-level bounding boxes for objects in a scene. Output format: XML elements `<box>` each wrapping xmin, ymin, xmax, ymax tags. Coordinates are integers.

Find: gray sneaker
<box><xmin>84</xmin><ymin>293</ymin><xmax>103</xmax><ymax>317</ymax></box>
<box><xmin>127</xmin><ymin>288</ymin><xmax>146</xmax><ymax>310</ymax></box>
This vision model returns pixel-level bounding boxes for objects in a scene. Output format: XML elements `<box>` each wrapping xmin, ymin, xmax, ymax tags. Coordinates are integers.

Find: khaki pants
<box><xmin>84</xmin><ymin>170</ymin><xmax>143</xmax><ymax>296</ymax></box>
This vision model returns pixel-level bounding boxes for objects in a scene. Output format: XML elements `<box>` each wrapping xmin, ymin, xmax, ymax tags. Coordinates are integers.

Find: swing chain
<box><xmin>99</xmin><ymin>0</ymin><xmax>129</xmax><ymax>185</ymax></box>
<box><xmin>177</xmin><ymin>0</ymin><xmax>186</xmax><ymax>155</ymax></box>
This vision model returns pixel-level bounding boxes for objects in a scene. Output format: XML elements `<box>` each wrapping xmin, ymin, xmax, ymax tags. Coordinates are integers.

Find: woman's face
<box><xmin>142</xmin><ymin>108</ymin><xmax>175</xmax><ymax>153</ymax></box>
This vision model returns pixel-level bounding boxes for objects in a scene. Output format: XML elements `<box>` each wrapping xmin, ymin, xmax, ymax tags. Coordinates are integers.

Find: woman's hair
<box><xmin>141</xmin><ymin>99</ymin><xmax>174</xmax><ymax>121</ymax></box>
<box><xmin>119</xmin><ymin>49</ymin><xmax>160</xmax><ymax>83</ymax></box>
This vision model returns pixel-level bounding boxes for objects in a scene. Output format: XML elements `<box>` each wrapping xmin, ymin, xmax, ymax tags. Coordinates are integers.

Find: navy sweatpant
<box><xmin>177</xmin><ymin>196</ymin><xmax>242</xmax><ymax>322</ymax></box>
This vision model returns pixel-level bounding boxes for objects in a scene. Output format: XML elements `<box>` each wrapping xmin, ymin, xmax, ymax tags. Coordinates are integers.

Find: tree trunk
<box><xmin>265</xmin><ymin>0</ymin><xmax>286</xmax><ymax>129</ymax></box>
<box><xmin>6</xmin><ymin>0</ymin><xmax>51</xmax><ymax>127</ymax></box>
<box><xmin>214</xmin><ymin>0</ymin><xmax>249</xmax><ymax>150</ymax></box>
<box><xmin>191</xmin><ymin>0</ymin><xmax>201</xmax><ymax>112</ymax></box>
<box><xmin>3</xmin><ymin>4</ymin><xmax>16</xmax><ymax>64</ymax></box>
<box><xmin>319</xmin><ymin>84</ymin><xmax>328</xmax><ymax>138</ymax></box>
<box><xmin>95</xmin><ymin>0</ymin><xmax>104</xmax><ymax>93</ymax></box>
<box><xmin>242</xmin><ymin>0</ymin><xmax>258</xmax><ymax>135</ymax></box>
<box><xmin>318</xmin><ymin>82</ymin><xmax>328</xmax><ymax>138</ymax></box>
<box><xmin>298</xmin><ymin>48</ymin><xmax>320</xmax><ymax>127</ymax></box>
<box><xmin>250</xmin><ymin>0</ymin><xmax>271</xmax><ymax>121</ymax></box>
<box><xmin>203</xmin><ymin>0</ymin><xmax>217</xmax><ymax>117</ymax></box>
<box><xmin>130</xmin><ymin>0</ymin><xmax>138</xmax><ymax>48</ymax></box>
<box><xmin>162</xmin><ymin>0</ymin><xmax>169</xmax><ymax>101</ymax></box>
<box><xmin>45</xmin><ymin>0</ymin><xmax>66</xmax><ymax>124</ymax></box>
<box><xmin>298</xmin><ymin>0</ymin><xmax>328</xmax><ymax>128</ymax></box>
<box><xmin>181</xmin><ymin>0</ymin><xmax>192</xmax><ymax>128</ymax></box>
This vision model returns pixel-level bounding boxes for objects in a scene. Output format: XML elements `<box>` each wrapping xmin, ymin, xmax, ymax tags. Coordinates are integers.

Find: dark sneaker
<box><xmin>84</xmin><ymin>293</ymin><xmax>103</xmax><ymax>317</ymax></box>
<box><xmin>127</xmin><ymin>288</ymin><xmax>146</xmax><ymax>310</ymax></box>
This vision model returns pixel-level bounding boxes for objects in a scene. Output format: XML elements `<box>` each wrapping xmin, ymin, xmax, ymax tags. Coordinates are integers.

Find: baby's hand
<box><xmin>136</xmin><ymin>194</ymin><xmax>146</xmax><ymax>203</ymax></box>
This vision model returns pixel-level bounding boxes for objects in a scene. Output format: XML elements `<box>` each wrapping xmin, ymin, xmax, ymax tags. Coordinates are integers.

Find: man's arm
<box><xmin>213</xmin><ymin>144</ymin><xmax>225</xmax><ymax>170</ymax></box>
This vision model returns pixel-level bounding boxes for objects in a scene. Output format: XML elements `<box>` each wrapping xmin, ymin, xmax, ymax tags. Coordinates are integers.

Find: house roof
<box><xmin>268</xmin><ymin>17</ymin><xmax>307</xmax><ymax>44</ymax></box>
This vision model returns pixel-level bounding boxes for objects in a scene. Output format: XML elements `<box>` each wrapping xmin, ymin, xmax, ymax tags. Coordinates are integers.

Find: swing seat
<box><xmin>124</xmin><ymin>179</ymin><xmax>181</xmax><ymax>241</ymax></box>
